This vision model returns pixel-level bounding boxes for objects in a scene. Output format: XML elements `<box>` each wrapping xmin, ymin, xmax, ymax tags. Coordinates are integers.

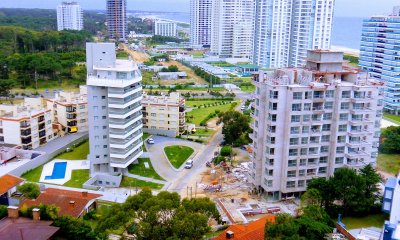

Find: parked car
<box><xmin>185</xmin><ymin>159</ymin><xmax>194</xmax><ymax>169</ymax></box>
<box><xmin>147</xmin><ymin>138</ymin><xmax>155</xmax><ymax>144</ymax></box>
<box><xmin>240</xmin><ymin>105</ymin><xmax>246</xmax><ymax>110</ymax></box>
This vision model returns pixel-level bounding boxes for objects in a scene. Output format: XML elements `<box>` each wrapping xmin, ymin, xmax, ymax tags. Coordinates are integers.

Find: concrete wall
<box><xmin>9</xmin><ymin>134</ymin><xmax>88</xmax><ymax>177</ymax></box>
<box><xmin>143</xmin><ymin>128</ymin><xmax>177</xmax><ymax>138</ymax></box>
<box><xmin>83</xmin><ymin>173</ymin><xmax>122</xmax><ymax>188</ymax></box>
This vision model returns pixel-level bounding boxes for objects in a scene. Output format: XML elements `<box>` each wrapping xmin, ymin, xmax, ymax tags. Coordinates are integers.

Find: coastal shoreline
<box><xmin>331</xmin><ymin>45</ymin><xmax>360</xmax><ymax>57</ymax></box>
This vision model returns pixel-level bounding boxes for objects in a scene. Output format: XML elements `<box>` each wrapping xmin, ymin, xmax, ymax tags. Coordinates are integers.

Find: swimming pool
<box><xmin>45</xmin><ymin>162</ymin><xmax>67</xmax><ymax>180</ymax></box>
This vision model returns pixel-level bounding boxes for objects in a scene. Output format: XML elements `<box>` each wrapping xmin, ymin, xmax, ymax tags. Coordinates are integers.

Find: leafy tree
<box><xmin>265</xmin><ymin>214</ymin><xmax>301</xmax><ymax>240</ymax></box>
<box><xmin>0</xmin><ymin>80</ymin><xmax>14</xmax><ymax>99</ymax></box>
<box><xmin>17</xmin><ymin>182</ymin><xmax>40</xmax><ymax>199</ymax></box>
<box><xmin>220</xmin><ymin>146</ymin><xmax>233</xmax><ymax>157</ymax></box>
<box><xmin>380</xmin><ymin>126</ymin><xmax>400</xmax><ymax>154</ymax></box>
<box><xmin>53</xmin><ymin>216</ymin><xmax>99</xmax><ymax>240</ymax></box>
<box><xmin>0</xmin><ymin>205</ymin><xmax>7</xmax><ymax>219</ymax></box>
<box><xmin>217</xmin><ymin>111</ymin><xmax>251</xmax><ymax>146</ymax></box>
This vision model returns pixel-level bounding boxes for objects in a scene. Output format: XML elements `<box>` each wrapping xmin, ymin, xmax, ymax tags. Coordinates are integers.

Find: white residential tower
<box><xmin>86</xmin><ymin>43</ymin><xmax>143</xmax><ymax>187</ymax></box>
<box><xmin>190</xmin><ymin>0</ymin><xmax>212</xmax><ymax>47</ymax></box>
<box><xmin>57</xmin><ymin>2</ymin><xmax>83</xmax><ymax>31</ymax></box>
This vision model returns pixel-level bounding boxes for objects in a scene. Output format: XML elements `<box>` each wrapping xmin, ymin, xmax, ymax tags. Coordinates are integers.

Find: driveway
<box><xmin>145</xmin><ymin>136</ymin><xmax>204</xmax><ymax>182</ymax></box>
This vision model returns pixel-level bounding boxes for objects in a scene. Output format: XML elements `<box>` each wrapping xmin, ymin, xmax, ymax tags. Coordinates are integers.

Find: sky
<box><xmin>0</xmin><ymin>0</ymin><xmax>399</xmax><ymax>17</ymax></box>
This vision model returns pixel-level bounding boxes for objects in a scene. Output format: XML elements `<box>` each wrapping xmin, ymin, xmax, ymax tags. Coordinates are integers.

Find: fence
<box><xmin>9</xmin><ymin>134</ymin><xmax>88</xmax><ymax>177</ymax></box>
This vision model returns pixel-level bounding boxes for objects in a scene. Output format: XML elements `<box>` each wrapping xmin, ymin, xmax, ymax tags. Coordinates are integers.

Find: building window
<box><xmin>292</xmin><ymin>104</ymin><xmax>302</xmax><ymax>111</ymax></box>
<box><xmin>338</xmin><ymin>125</ymin><xmax>347</xmax><ymax>132</ymax></box>
<box><xmin>301</xmin><ymin>137</ymin><xmax>308</xmax><ymax>144</ymax></box>
<box><xmin>323</xmin><ymin>113</ymin><xmax>332</xmax><ymax>120</ymax></box>
<box><xmin>270</xmin><ymin>91</ymin><xmax>279</xmax><ymax>99</ymax></box>
<box><xmin>325</xmin><ymin>102</ymin><xmax>333</xmax><ymax>109</ymax></box>
<box><xmin>320</xmin><ymin>146</ymin><xmax>329</xmax><ymax>153</ymax></box>
<box><xmin>288</xmin><ymin>160</ymin><xmax>297</xmax><ymax>167</ymax></box>
<box><xmin>339</xmin><ymin>113</ymin><xmax>348</xmax><ymax>121</ymax></box>
<box><xmin>325</xmin><ymin>90</ymin><xmax>334</xmax><ymax>98</ymax></box>
<box><xmin>303</xmin><ymin>115</ymin><xmax>310</xmax><ymax>122</ymax></box>
<box><xmin>298</xmin><ymin>180</ymin><xmax>305</xmax><ymax>187</ymax></box>
<box><xmin>304</xmin><ymin>103</ymin><xmax>311</xmax><ymax>111</ymax></box>
<box><xmin>103</xmin><ymin>126</ymin><xmax>107</xmax><ymax>129</ymax></box>
<box><xmin>300</xmin><ymin>148</ymin><xmax>308</xmax><ymax>156</ymax></box>
<box><xmin>322</xmin><ymin>124</ymin><xmax>331</xmax><ymax>131</ymax></box>
<box><xmin>319</xmin><ymin>167</ymin><xmax>327</xmax><ymax>174</ymax></box>
<box><xmin>293</xmin><ymin>92</ymin><xmax>302</xmax><ymax>100</ymax></box>
<box><xmin>286</xmin><ymin>181</ymin><xmax>296</xmax><ymax>188</ymax></box>
<box><xmin>80</xmin><ymin>105</ymin><xmax>85</xmax><ymax>109</ymax></box>
<box><xmin>102</xmin><ymin>96</ymin><xmax>106</xmax><ymax>99</ymax></box>
<box><xmin>151</xmin><ymin>113</ymin><xmax>156</xmax><ymax>117</ymax></box>
<box><xmin>290</xmin><ymin>138</ymin><xmax>299</xmax><ymax>145</ymax></box>
<box><xmin>319</xmin><ymin>157</ymin><xmax>328</xmax><ymax>163</ymax></box>
<box><xmin>336</xmin><ymin>146</ymin><xmax>345</xmax><ymax>154</ymax></box>
<box><xmin>291</xmin><ymin>115</ymin><xmax>301</xmax><ymax>123</ymax></box>
<box><xmin>341</xmin><ymin>102</ymin><xmax>350</xmax><ymax>110</ymax></box>
<box><xmin>287</xmin><ymin>170</ymin><xmax>296</xmax><ymax>178</ymax></box>
<box><xmin>302</xmin><ymin>126</ymin><xmax>309</xmax><ymax>133</ymax></box>
<box><xmin>342</xmin><ymin>91</ymin><xmax>351</xmax><ymax>98</ymax></box>
<box><xmin>103</xmin><ymin>145</ymin><xmax>108</xmax><ymax>148</ymax></box>
<box><xmin>300</xmin><ymin>159</ymin><xmax>306</xmax><ymax>166</ymax></box>
<box><xmin>268</xmin><ymin>169</ymin><xmax>273</xmax><ymax>176</ymax></box>
<box><xmin>299</xmin><ymin>169</ymin><xmax>305</xmax><ymax>176</ymax></box>
<box><xmin>289</xmin><ymin>149</ymin><xmax>298</xmax><ymax>156</ymax></box>
<box><xmin>102</xmin><ymin>116</ymin><xmax>107</xmax><ymax>119</ymax></box>
<box><xmin>335</xmin><ymin>157</ymin><xmax>344</xmax><ymax>164</ymax></box>
<box><xmin>321</xmin><ymin>135</ymin><xmax>330</xmax><ymax>142</ymax></box>
<box><xmin>337</xmin><ymin>136</ymin><xmax>346</xmax><ymax>143</ymax></box>
<box><xmin>290</xmin><ymin>127</ymin><xmax>300</xmax><ymax>134</ymax></box>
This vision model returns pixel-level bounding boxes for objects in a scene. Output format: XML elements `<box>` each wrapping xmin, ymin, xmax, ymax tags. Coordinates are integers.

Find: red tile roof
<box><xmin>0</xmin><ymin>217</ymin><xmax>59</xmax><ymax>240</ymax></box>
<box><xmin>21</xmin><ymin>188</ymin><xmax>102</xmax><ymax>218</ymax></box>
<box><xmin>0</xmin><ymin>174</ymin><xmax>24</xmax><ymax>195</ymax></box>
<box><xmin>213</xmin><ymin>215</ymin><xmax>276</xmax><ymax>240</ymax></box>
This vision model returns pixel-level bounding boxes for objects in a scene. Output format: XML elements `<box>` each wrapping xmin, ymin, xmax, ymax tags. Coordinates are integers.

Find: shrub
<box><xmin>220</xmin><ymin>146</ymin><xmax>233</xmax><ymax>157</ymax></box>
<box><xmin>213</xmin><ymin>156</ymin><xmax>225</xmax><ymax>165</ymax></box>
<box><xmin>17</xmin><ymin>183</ymin><xmax>40</xmax><ymax>199</ymax></box>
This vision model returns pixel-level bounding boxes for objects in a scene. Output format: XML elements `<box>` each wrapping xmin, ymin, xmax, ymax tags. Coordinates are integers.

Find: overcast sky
<box><xmin>0</xmin><ymin>0</ymin><xmax>398</xmax><ymax>17</ymax></box>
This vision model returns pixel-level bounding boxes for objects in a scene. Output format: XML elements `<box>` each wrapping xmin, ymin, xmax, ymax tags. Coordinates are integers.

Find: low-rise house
<box><xmin>0</xmin><ymin>98</ymin><xmax>54</xmax><ymax>150</ymax></box>
<box><xmin>157</xmin><ymin>72</ymin><xmax>188</xmax><ymax>80</ymax></box>
<box><xmin>21</xmin><ymin>188</ymin><xmax>102</xmax><ymax>218</ymax></box>
<box><xmin>0</xmin><ymin>174</ymin><xmax>24</xmax><ymax>206</ymax></box>
<box><xmin>46</xmin><ymin>86</ymin><xmax>88</xmax><ymax>134</ymax></box>
<box><xmin>213</xmin><ymin>215</ymin><xmax>275</xmax><ymax>240</ymax></box>
<box><xmin>235</xmin><ymin>64</ymin><xmax>259</xmax><ymax>76</ymax></box>
<box><xmin>142</xmin><ymin>92</ymin><xmax>185</xmax><ymax>137</ymax></box>
<box><xmin>0</xmin><ymin>206</ymin><xmax>59</xmax><ymax>240</ymax></box>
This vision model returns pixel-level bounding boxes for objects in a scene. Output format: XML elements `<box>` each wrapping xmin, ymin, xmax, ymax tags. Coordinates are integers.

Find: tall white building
<box><xmin>86</xmin><ymin>43</ymin><xmax>143</xmax><ymax>187</ymax></box>
<box><xmin>57</xmin><ymin>2</ymin><xmax>83</xmax><ymax>31</ymax></box>
<box><xmin>252</xmin><ymin>0</ymin><xmax>335</xmax><ymax>68</ymax></box>
<box><xmin>211</xmin><ymin>0</ymin><xmax>254</xmax><ymax>58</ymax></box>
<box><xmin>251</xmin><ymin>50</ymin><xmax>384</xmax><ymax>200</ymax></box>
<box><xmin>154</xmin><ymin>20</ymin><xmax>178</xmax><ymax>37</ymax></box>
<box><xmin>190</xmin><ymin>0</ymin><xmax>212</xmax><ymax>47</ymax></box>
<box><xmin>359</xmin><ymin>6</ymin><xmax>400</xmax><ymax>115</ymax></box>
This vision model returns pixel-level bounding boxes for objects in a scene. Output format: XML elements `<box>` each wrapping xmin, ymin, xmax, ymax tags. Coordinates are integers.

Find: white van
<box><xmin>185</xmin><ymin>159</ymin><xmax>194</xmax><ymax>169</ymax></box>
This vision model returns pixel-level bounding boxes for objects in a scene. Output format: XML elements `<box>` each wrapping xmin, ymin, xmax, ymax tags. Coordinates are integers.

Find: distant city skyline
<box><xmin>0</xmin><ymin>0</ymin><xmax>399</xmax><ymax>17</ymax></box>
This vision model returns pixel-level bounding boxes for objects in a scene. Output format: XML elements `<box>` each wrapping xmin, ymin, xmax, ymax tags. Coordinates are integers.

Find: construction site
<box><xmin>186</xmin><ymin>150</ymin><xmax>300</xmax><ymax>225</ymax></box>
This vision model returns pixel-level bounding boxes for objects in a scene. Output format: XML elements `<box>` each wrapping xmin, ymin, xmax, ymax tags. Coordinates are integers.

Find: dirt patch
<box><xmin>121</xmin><ymin>44</ymin><xmax>150</xmax><ymax>63</ymax></box>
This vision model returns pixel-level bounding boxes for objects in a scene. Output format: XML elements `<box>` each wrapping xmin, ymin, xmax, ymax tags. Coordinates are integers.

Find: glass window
<box><xmin>325</xmin><ymin>102</ymin><xmax>333</xmax><ymax>109</ymax></box>
<box><xmin>336</xmin><ymin>146</ymin><xmax>345</xmax><ymax>153</ymax></box>
<box><xmin>289</xmin><ymin>149</ymin><xmax>298</xmax><ymax>156</ymax></box>
<box><xmin>335</xmin><ymin>157</ymin><xmax>344</xmax><ymax>164</ymax></box>
<box><xmin>290</xmin><ymin>127</ymin><xmax>300</xmax><ymax>134</ymax></box>
<box><xmin>292</xmin><ymin>104</ymin><xmax>302</xmax><ymax>111</ymax></box>
<box><xmin>298</xmin><ymin>180</ymin><xmax>305</xmax><ymax>187</ymax></box>
<box><xmin>338</xmin><ymin>125</ymin><xmax>347</xmax><ymax>132</ymax></box>
<box><xmin>302</xmin><ymin>126</ymin><xmax>310</xmax><ymax>133</ymax></box>
<box><xmin>286</xmin><ymin>181</ymin><xmax>296</xmax><ymax>188</ymax></box>
<box><xmin>339</xmin><ymin>113</ymin><xmax>348</xmax><ymax>121</ymax></box>
<box><xmin>290</xmin><ymin>138</ymin><xmax>299</xmax><ymax>145</ymax></box>
<box><xmin>303</xmin><ymin>115</ymin><xmax>311</xmax><ymax>122</ymax></box>
<box><xmin>341</xmin><ymin>102</ymin><xmax>350</xmax><ymax>110</ymax></box>
<box><xmin>299</xmin><ymin>170</ymin><xmax>305</xmax><ymax>176</ymax></box>
<box><xmin>301</xmin><ymin>137</ymin><xmax>308</xmax><ymax>144</ymax></box>
<box><xmin>293</xmin><ymin>92</ymin><xmax>302</xmax><ymax>100</ymax></box>
<box><xmin>323</xmin><ymin>113</ymin><xmax>332</xmax><ymax>120</ymax></box>
<box><xmin>300</xmin><ymin>148</ymin><xmax>308</xmax><ymax>155</ymax></box>
<box><xmin>291</xmin><ymin>115</ymin><xmax>301</xmax><ymax>122</ymax></box>
<box><xmin>325</xmin><ymin>90</ymin><xmax>334</xmax><ymax>98</ymax></box>
<box><xmin>287</xmin><ymin>171</ymin><xmax>296</xmax><ymax>178</ymax></box>
<box><xmin>288</xmin><ymin>160</ymin><xmax>297</xmax><ymax>167</ymax></box>
<box><xmin>322</xmin><ymin>124</ymin><xmax>331</xmax><ymax>131</ymax></box>
<box><xmin>342</xmin><ymin>91</ymin><xmax>351</xmax><ymax>98</ymax></box>
<box><xmin>321</xmin><ymin>135</ymin><xmax>330</xmax><ymax>142</ymax></box>
<box><xmin>304</xmin><ymin>103</ymin><xmax>311</xmax><ymax>111</ymax></box>
<box><xmin>320</xmin><ymin>146</ymin><xmax>329</xmax><ymax>153</ymax></box>
<box><xmin>300</xmin><ymin>159</ymin><xmax>306</xmax><ymax>166</ymax></box>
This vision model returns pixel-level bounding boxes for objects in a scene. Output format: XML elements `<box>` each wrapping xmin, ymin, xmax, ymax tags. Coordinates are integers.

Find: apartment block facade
<box><xmin>190</xmin><ymin>0</ymin><xmax>212</xmax><ymax>46</ymax></box>
<box><xmin>86</xmin><ymin>43</ymin><xmax>143</xmax><ymax>186</ymax></box>
<box><xmin>359</xmin><ymin>6</ymin><xmax>400</xmax><ymax>115</ymax></box>
<box><xmin>154</xmin><ymin>20</ymin><xmax>178</xmax><ymax>37</ymax></box>
<box><xmin>210</xmin><ymin>0</ymin><xmax>254</xmax><ymax>59</ymax></box>
<box><xmin>0</xmin><ymin>98</ymin><xmax>54</xmax><ymax>150</ymax></box>
<box><xmin>106</xmin><ymin>0</ymin><xmax>127</xmax><ymax>41</ymax></box>
<box><xmin>57</xmin><ymin>1</ymin><xmax>83</xmax><ymax>31</ymax></box>
<box><xmin>251</xmin><ymin>50</ymin><xmax>384</xmax><ymax>200</ymax></box>
<box><xmin>142</xmin><ymin>93</ymin><xmax>185</xmax><ymax>137</ymax></box>
<box><xmin>46</xmin><ymin>86</ymin><xmax>88</xmax><ymax>134</ymax></box>
<box><xmin>252</xmin><ymin>0</ymin><xmax>334</xmax><ymax>68</ymax></box>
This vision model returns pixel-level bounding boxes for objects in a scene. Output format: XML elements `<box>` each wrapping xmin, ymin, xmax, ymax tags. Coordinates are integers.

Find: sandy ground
<box><xmin>331</xmin><ymin>45</ymin><xmax>360</xmax><ymax>57</ymax></box>
<box><xmin>121</xmin><ymin>44</ymin><xmax>150</xmax><ymax>63</ymax></box>
<box><xmin>381</xmin><ymin>118</ymin><xmax>399</xmax><ymax>128</ymax></box>
<box><xmin>159</xmin><ymin>60</ymin><xmax>208</xmax><ymax>84</ymax></box>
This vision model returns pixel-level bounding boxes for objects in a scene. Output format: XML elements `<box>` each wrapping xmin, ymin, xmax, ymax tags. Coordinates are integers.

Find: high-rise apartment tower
<box><xmin>190</xmin><ymin>0</ymin><xmax>212</xmax><ymax>47</ymax></box>
<box><xmin>57</xmin><ymin>2</ymin><xmax>83</xmax><ymax>31</ymax></box>
<box><xmin>252</xmin><ymin>0</ymin><xmax>335</xmax><ymax>68</ymax></box>
<box><xmin>106</xmin><ymin>0</ymin><xmax>128</xmax><ymax>41</ymax></box>
<box><xmin>86</xmin><ymin>42</ymin><xmax>143</xmax><ymax>187</ymax></box>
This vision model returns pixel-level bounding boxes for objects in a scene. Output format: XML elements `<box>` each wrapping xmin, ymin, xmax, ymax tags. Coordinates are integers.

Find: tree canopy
<box><xmin>380</xmin><ymin>126</ymin><xmax>400</xmax><ymax>154</ymax></box>
<box><xmin>17</xmin><ymin>182</ymin><xmax>40</xmax><ymax>199</ymax></box>
<box><xmin>96</xmin><ymin>188</ymin><xmax>220</xmax><ymax>239</ymax></box>
<box><xmin>217</xmin><ymin>110</ymin><xmax>251</xmax><ymax>146</ymax></box>
<box><xmin>305</xmin><ymin>165</ymin><xmax>381</xmax><ymax>216</ymax></box>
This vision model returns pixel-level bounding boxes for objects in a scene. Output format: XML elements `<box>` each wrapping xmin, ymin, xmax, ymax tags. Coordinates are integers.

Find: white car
<box><xmin>147</xmin><ymin>138</ymin><xmax>155</xmax><ymax>144</ymax></box>
<box><xmin>185</xmin><ymin>159</ymin><xmax>194</xmax><ymax>169</ymax></box>
<box><xmin>240</xmin><ymin>105</ymin><xmax>246</xmax><ymax>111</ymax></box>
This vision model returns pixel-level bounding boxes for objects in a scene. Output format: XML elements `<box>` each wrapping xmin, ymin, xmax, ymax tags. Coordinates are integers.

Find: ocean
<box><xmin>136</xmin><ymin>11</ymin><xmax>364</xmax><ymax>51</ymax></box>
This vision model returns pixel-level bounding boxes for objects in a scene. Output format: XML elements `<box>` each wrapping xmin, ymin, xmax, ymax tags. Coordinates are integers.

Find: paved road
<box><xmin>145</xmin><ymin>136</ymin><xmax>204</xmax><ymax>182</ymax></box>
<box><xmin>167</xmin><ymin>128</ymin><xmax>223</xmax><ymax>193</ymax></box>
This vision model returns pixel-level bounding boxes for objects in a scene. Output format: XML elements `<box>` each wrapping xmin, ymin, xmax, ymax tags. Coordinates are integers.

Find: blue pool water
<box><xmin>45</xmin><ymin>162</ymin><xmax>67</xmax><ymax>180</ymax></box>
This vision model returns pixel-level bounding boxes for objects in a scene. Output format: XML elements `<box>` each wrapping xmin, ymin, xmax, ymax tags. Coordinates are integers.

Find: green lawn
<box><xmin>63</xmin><ymin>170</ymin><xmax>90</xmax><ymax>188</ymax></box>
<box><xmin>383</xmin><ymin>113</ymin><xmax>400</xmax><ymax>124</ymax></box>
<box><xmin>186</xmin><ymin>100</ymin><xmax>227</xmax><ymax>108</ymax></box>
<box><xmin>142</xmin><ymin>132</ymin><xmax>150</xmax><ymax>141</ymax></box>
<box><xmin>21</xmin><ymin>165</ymin><xmax>44</xmax><ymax>182</ymax></box>
<box><xmin>186</xmin><ymin>102</ymin><xmax>237</xmax><ymax>125</ymax></box>
<box><xmin>164</xmin><ymin>145</ymin><xmax>194</xmax><ymax>168</ymax></box>
<box><xmin>116</xmin><ymin>51</ymin><xmax>129</xmax><ymax>59</ymax></box>
<box><xmin>240</xmin><ymin>84</ymin><xmax>256</xmax><ymax>93</ymax></box>
<box><xmin>57</xmin><ymin>140</ymin><xmax>89</xmax><ymax>160</ymax></box>
<box><xmin>120</xmin><ymin>176</ymin><xmax>164</xmax><ymax>189</ymax></box>
<box><xmin>128</xmin><ymin>158</ymin><xmax>165</xmax><ymax>181</ymax></box>
<box><xmin>377</xmin><ymin>153</ymin><xmax>400</xmax><ymax>175</ymax></box>
<box><xmin>341</xmin><ymin>213</ymin><xmax>387</xmax><ymax>229</ymax></box>
<box><xmin>193</xmin><ymin>128</ymin><xmax>215</xmax><ymax>136</ymax></box>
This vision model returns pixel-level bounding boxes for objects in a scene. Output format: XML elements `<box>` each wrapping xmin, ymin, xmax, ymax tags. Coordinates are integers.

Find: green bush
<box><xmin>0</xmin><ymin>205</ymin><xmax>7</xmax><ymax>219</ymax></box>
<box><xmin>17</xmin><ymin>183</ymin><xmax>40</xmax><ymax>199</ymax></box>
<box><xmin>213</xmin><ymin>156</ymin><xmax>225</xmax><ymax>165</ymax></box>
<box><xmin>220</xmin><ymin>146</ymin><xmax>233</xmax><ymax>157</ymax></box>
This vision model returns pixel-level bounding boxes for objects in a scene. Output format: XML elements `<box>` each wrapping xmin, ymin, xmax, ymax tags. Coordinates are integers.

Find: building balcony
<box><xmin>110</xmin><ymin>148</ymin><xmax>143</xmax><ymax>169</ymax></box>
<box><xmin>66</xmin><ymin>114</ymin><xmax>77</xmax><ymax>120</ymax></box>
<box><xmin>66</xmin><ymin>107</ymin><xmax>76</xmax><ymax>113</ymax></box>
<box><xmin>20</xmin><ymin>130</ymin><xmax>31</xmax><ymax>137</ymax></box>
<box><xmin>20</xmin><ymin>122</ymin><xmax>30</xmax><ymax>129</ymax></box>
<box><xmin>38</xmin><ymin>116</ymin><xmax>45</xmax><ymax>122</ymax></box>
<box><xmin>38</xmin><ymin>123</ymin><xmax>45</xmax><ymax>130</ymax></box>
